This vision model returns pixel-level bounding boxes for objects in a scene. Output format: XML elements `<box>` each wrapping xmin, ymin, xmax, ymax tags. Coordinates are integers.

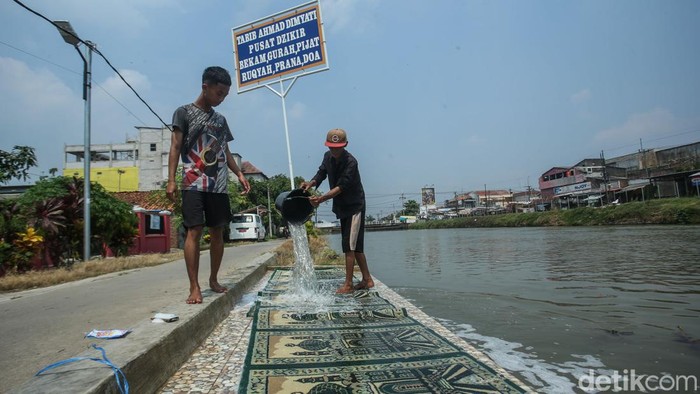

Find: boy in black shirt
<box><xmin>301</xmin><ymin>129</ymin><xmax>374</xmax><ymax>294</ymax></box>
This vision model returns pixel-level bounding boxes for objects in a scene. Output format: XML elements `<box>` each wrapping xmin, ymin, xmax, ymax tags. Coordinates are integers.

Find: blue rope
<box><xmin>35</xmin><ymin>344</ymin><xmax>129</xmax><ymax>394</ymax></box>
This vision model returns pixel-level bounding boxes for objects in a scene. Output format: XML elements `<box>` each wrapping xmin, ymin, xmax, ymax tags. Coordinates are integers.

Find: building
<box><xmin>538</xmin><ymin>158</ymin><xmax>628</xmax><ymax>206</ymax></box>
<box><xmin>468</xmin><ymin>189</ymin><xmax>512</xmax><ymax>210</ymax></box>
<box><xmin>63</xmin><ymin>126</ymin><xmax>265</xmax><ymax>192</ymax></box>
<box><xmin>240</xmin><ymin>161</ymin><xmax>268</xmax><ymax>182</ymax></box>
<box><xmin>539</xmin><ymin>141</ymin><xmax>700</xmax><ymax>207</ymax></box>
<box><xmin>607</xmin><ymin>141</ymin><xmax>700</xmax><ymax>198</ymax></box>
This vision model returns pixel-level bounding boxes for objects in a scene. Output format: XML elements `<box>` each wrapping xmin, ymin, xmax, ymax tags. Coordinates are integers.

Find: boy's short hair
<box><xmin>202</xmin><ymin>66</ymin><xmax>231</xmax><ymax>86</ymax></box>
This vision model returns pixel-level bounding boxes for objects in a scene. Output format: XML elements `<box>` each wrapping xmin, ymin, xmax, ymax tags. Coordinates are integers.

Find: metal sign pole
<box><xmin>265</xmin><ymin>77</ymin><xmax>298</xmax><ymax>190</ymax></box>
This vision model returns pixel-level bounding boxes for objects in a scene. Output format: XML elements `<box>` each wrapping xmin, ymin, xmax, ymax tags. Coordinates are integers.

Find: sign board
<box><xmin>421</xmin><ymin>187</ymin><xmax>436</xmax><ymax>206</ymax></box>
<box><xmin>554</xmin><ymin>182</ymin><xmax>592</xmax><ymax>196</ymax></box>
<box><xmin>232</xmin><ymin>1</ymin><xmax>328</xmax><ymax>93</ymax></box>
<box><xmin>692</xmin><ymin>177</ymin><xmax>700</xmax><ymax>186</ymax></box>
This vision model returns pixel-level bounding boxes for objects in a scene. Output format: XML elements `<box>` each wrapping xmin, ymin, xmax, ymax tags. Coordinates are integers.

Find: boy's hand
<box><xmin>299</xmin><ymin>181</ymin><xmax>313</xmax><ymax>191</ymax></box>
<box><xmin>309</xmin><ymin>196</ymin><xmax>323</xmax><ymax>207</ymax></box>
<box><xmin>166</xmin><ymin>180</ymin><xmax>178</xmax><ymax>202</ymax></box>
<box><xmin>238</xmin><ymin>174</ymin><xmax>251</xmax><ymax>194</ymax></box>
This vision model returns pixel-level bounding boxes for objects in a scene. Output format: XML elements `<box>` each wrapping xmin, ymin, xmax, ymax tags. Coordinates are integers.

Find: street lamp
<box><xmin>54</xmin><ymin>20</ymin><xmax>95</xmax><ymax>262</ymax></box>
<box><xmin>117</xmin><ymin>169</ymin><xmax>125</xmax><ymax>192</ymax></box>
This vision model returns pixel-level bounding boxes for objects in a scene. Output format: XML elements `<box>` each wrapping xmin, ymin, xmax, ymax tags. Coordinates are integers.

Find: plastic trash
<box><xmin>85</xmin><ymin>329</ymin><xmax>131</xmax><ymax>339</ymax></box>
<box><xmin>151</xmin><ymin>313</ymin><xmax>179</xmax><ymax>323</ymax></box>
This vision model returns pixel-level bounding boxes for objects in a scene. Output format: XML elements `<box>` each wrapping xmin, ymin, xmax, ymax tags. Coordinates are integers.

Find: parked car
<box><xmin>228</xmin><ymin>213</ymin><xmax>266</xmax><ymax>241</ymax></box>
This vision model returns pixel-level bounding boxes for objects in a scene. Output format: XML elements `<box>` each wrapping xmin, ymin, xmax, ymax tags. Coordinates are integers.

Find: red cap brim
<box><xmin>325</xmin><ymin>141</ymin><xmax>347</xmax><ymax>148</ymax></box>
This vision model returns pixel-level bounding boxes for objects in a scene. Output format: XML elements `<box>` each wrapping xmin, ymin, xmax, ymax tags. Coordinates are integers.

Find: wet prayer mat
<box><xmin>238</xmin><ymin>268</ymin><xmax>527</xmax><ymax>393</ymax></box>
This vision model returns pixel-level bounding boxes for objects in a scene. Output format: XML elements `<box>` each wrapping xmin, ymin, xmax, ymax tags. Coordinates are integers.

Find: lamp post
<box><xmin>117</xmin><ymin>169</ymin><xmax>125</xmax><ymax>192</ymax></box>
<box><xmin>54</xmin><ymin>20</ymin><xmax>94</xmax><ymax>262</ymax></box>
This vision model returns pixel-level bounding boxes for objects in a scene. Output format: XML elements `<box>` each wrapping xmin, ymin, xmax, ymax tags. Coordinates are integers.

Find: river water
<box><xmin>327</xmin><ymin>225</ymin><xmax>700</xmax><ymax>392</ymax></box>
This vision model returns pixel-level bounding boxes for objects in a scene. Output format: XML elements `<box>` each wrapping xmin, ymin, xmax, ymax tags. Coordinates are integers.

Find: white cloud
<box><xmin>287</xmin><ymin>101</ymin><xmax>307</xmax><ymax>121</ymax></box>
<box><xmin>89</xmin><ymin>70</ymin><xmax>156</xmax><ymax>144</ymax></box>
<box><xmin>33</xmin><ymin>0</ymin><xmax>185</xmax><ymax>38</ymax></box>
<box><xmin>320</xmin><ymin>0</ymin><xmax>380</xmax><ymax>34</ymax></box>
<box><xmin>570</xmin><ymin>88</ymin><xmax>591</xmax><ymax>104</ymax></box>
<box><xmin>0</xmin><ymin>57</ymin><xmax>82</xmax><ymax>175</ymax></box>
<box><xmin>594</xmin><ymin>108</ymin><xmax>688</xmax><ymax>146</ymax></box>
<box><xmin>463</xmin><ymin>134</ymin><xmax>486</xmax><ymax>145</ymax></box>
<box><xmin>100</xmin><ymin>69</ymin><xmax>151</xmax><ymax>97</ymax></box>
<box><xmin>0</xmin><ymin>57</ymin><xmax>78</xmax><ymax>111</ymax></box>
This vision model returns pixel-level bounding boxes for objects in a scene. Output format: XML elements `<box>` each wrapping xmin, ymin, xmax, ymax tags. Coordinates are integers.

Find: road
<box><xmin>0</xmin><ymin>240</ymin><xmax>283</xmax><ymax>393</ymax></box>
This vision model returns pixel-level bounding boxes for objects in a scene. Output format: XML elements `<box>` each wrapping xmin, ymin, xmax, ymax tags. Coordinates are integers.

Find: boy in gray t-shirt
<box><xmin>167</xmin><ymin>66</ymin><xmax>250</xmax><ymax>304</ymax></box>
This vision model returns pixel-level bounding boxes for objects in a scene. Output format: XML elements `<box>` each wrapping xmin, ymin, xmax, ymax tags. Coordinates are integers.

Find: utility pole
<box><xmin>117</xmin><ymin>169</ymin><xmax>125</xmax><ymax>192</ymax></box>
<box><xmin>267</xmin><ymin>183</ymin><xmax>273</xmax><ymax>236</ymax></box>
<box><xmin>399</xmin><ymin>193</ymin><xmax>406</xmax><ymax>216</ymax></box>
<box><xmin>55</xmin><ymin>21</ymin><xmax>94</xmax><ymax>262</ymax></box>
<box><xmin>484</xmin><ymin>184</ymin><xmax>488</xmax><ymax>211</ymax></box>
<box><xmin>601</xmin><ymin>150</ymin><xmax>610</xmax><ymax>205</ymax></box>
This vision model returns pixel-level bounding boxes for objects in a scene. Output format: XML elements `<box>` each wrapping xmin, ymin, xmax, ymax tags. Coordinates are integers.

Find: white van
<box><xmin>229</xmin><ymin>213</ymin><xmax>266</xmax><ymax>241</ymax></box>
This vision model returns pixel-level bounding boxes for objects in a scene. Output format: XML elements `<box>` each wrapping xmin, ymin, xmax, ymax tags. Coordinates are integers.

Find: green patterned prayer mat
<box><xmin>238</xmin><ymin>268</ymin><xmax>527</xmax><ymax>393</ymax></box>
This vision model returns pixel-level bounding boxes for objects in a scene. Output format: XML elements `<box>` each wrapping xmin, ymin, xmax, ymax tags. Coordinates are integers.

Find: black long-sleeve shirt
<box><xmin>311</xmin><ymin>150</ymin><xmax>365</xmax><ymax>219</ymax></box>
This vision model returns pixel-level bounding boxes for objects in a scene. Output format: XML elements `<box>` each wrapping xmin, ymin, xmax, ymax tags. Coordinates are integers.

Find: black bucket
<box><xmin>275</xmin><ymin>188</ymin><xmax>314</xmax><ymax>224</ymax></box>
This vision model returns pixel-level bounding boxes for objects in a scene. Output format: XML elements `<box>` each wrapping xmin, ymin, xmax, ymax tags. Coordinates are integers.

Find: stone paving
<box><xmin>159</xmin><ymin>269</ymin><xmax>532</xmax><ymax>393</ymax></box>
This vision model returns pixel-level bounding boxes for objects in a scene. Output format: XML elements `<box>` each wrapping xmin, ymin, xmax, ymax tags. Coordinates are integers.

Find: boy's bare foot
<box><xmin>335</xmin><ymin>284</ymin><xmax>354</xmax><ymax>294</ymax></box>
<box><xmin>186</xmin><ymin>288</ymin><xmax>203</xmax><ymax>304</ymax></box>
<box><xmin>209</xmin><ymin>280</ymin><xmax>228</xmax><ymax>293</ymax></box>
<box><xmin>353</xmin><ymin>279</ymin><xmax>375</xmax><ymax>290</ymax></box>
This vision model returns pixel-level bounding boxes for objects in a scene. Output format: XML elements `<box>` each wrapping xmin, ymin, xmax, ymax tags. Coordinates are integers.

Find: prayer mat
<box><xmin>238</xmin><ymin>268</ymin><xmax>527</xmax><ymax>393</ymax></box>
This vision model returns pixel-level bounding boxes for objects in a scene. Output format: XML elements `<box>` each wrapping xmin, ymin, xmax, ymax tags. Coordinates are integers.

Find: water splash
<box><xmin>288</xmin><ymin>223</ymin><xmax>318</xmax><ymax>291</ymax></box>
<box><xmin>275</xmin><ymin>223</ymin><xmax>341</xmax><ymax>314</ymax></box>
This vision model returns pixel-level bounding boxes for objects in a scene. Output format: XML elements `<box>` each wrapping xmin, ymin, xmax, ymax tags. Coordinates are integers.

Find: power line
<box><xmin>1</xmin><ymin>39</ymin><xmax>150</xmax><ymax>127</ymax></box>
<box><xmin>11</xmin><ymin>0</ymin><xmax>170</xmax><ymax>131</ymax></box>
<box><xmin>0</xmin><ymin>39</ymin><xmax>76</xmax><ymax>74</ymax></box>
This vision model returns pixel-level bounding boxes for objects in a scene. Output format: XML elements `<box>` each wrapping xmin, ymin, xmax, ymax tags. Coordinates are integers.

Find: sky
<box><xmin>1</xmin><ymin>0</ymin><xmax>699</xmax><ymax>221</ymax></box>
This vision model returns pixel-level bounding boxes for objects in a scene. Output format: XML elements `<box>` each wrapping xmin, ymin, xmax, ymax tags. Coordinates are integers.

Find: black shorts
<box><xmin>181</xmin><ymin>190</ymin><xmax>231</xmax><ymax>229</ymax></box>
<box><xmin>340</xmin><ymin>209</ymin><xmax>365</xmax><ymax>253</ymax></box>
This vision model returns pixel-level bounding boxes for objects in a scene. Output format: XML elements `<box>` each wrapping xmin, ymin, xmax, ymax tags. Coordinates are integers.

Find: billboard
<box><xmin>232</xmin><ymin>1</ymin><xmax>328</xmax><ymax>93</ymax></box>
<box><xmin>421</xmin><ymin>187</ymin><xmax>436</xmax><ymax>206</ymax></box>
<box><xmin>554</xmin><ymin>182</ymin><xmax>591</xmax><ymax>196</ymax></box>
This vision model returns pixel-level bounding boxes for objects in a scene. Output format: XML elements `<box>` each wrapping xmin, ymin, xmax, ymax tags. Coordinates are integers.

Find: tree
<box><xmin>403</xmin><ymin>199</ymin><xmax>420</xmax><ymax>216</ymax></box>
<box><xmin>20</xmin><ymin>176</ymin><xmax>137</xmax><ymax>262</ymax></box>
<box><xmin>0</xmin><ymin>146</ymin><xmax>38</xmax><ymax>184</ymax></box>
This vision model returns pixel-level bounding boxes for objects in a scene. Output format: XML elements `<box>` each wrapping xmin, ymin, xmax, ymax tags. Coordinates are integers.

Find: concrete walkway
<box><xmin>1</xmin><ymin>240</ymin><xmax>283</xmax><ymax>394</ymax></box>
<box><xmin>160</xmin><ymin>268</ymin><xmax>533</xmax><ymax>393</ymax></box>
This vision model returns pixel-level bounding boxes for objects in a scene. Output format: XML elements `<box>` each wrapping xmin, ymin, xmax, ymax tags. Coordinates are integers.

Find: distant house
<box><xmin>607</xmin><ymin>141</ymin><xmax>700</xmax><ymax>198</ymax></box>
<box><xmin>467</xmin><ymin>189</ymin><xmax>512</xmax><ymax>209</ymax></box>
<box><xmin>241</xmin><ymin>161</ymin><xmax>269</xmax><ymax>182</ymax></box>
<box><xmin>538</xmin><ymin>159</ymin><xmax>627</xmax><ymax>204</ymax></box>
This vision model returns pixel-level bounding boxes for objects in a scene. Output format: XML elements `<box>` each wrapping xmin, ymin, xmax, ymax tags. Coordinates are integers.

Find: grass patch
<box><xmin>0</xmin><ymin>251</ymin><xmax>184</xmax><ymax>292</ymax></box>
<box><xmin>409</xmin><ymin>198</ymin><xmax>700</xmax><ymax>229</ymax></box>
<box><xmin>273</xmin><ymin>235</ymin><xmax>340</xmax><ymax>266</ymax></box>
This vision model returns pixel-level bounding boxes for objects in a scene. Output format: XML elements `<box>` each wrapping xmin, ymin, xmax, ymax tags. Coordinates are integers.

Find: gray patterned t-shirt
<box><xmin>172</xmin><ymin>103</ymin><xmax>233</xmax><ymax>193</ymax></box>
